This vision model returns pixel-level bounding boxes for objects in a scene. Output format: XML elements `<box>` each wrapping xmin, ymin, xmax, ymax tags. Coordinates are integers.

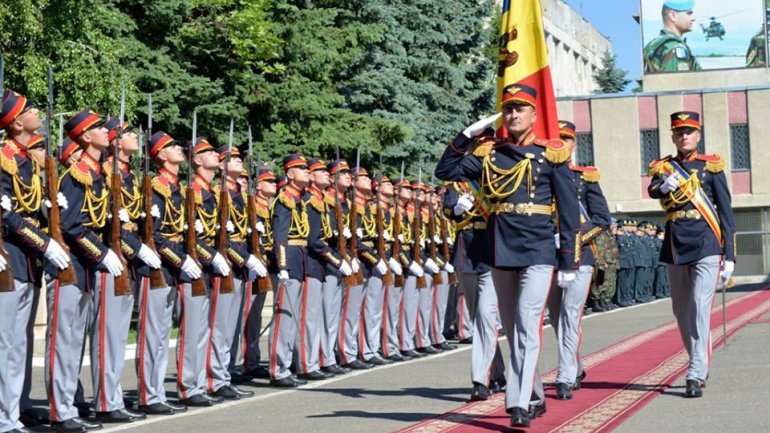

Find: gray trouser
<box><xmin>491</xmin><ymin>265</ymin><xmax>555</xmax><ymax>410</ymax></box>
<box><xmin>381</xmin><ymin>282</ymin><xmax>403</xmax><ymax>358</ymax></box>
<box><xmin>360</xmin><ymin>275</ymin><xmax>385</xmax><ymax>360</ymax></box>
<box><xmin>20</xmin><ymin>283</ymin><xmax>41</xmax><ymax>414</ymax></box>
<box><xmin>462</xmin><ymin>272</ymin><xmax>505</xmax><ymax>386</ymax></box>
<box><xmin>399</xmin><ymin>275</ymin><xmax>419</xmax><ymax>351</ymax></box>
<box><xmin>320</xmin><ymin>274</ymin><xmax>343</xmax><ymax>368</ymax></box>
<box><xmin>547</xmin><ymin>265</ymin><xmax>593</xmax><ymax>386</ymax></box>
<box><xmin>457</xmin><ymin>287</ymin><xmax>474</xmax><ymax>341</ymax></box>
<box><xmin>135</xmin><ymin>277</ymin><xmax>175</xmax><ymax>406</ymax></box>
<box><xmin>206</xmin><ymin>277</ymin><xmax>244</xmax><ymax>392</ymax></box>
<box><xmin>298</xmin><ymin>277</ymin><xmax>323</xmax><ymax>374</ymax></box>
<box><xmin>0</xmin><ymin>280</ymin><xmax>35</xmax><ymax>432</ymax></box>
<box><xmin>416</xmin><ymin>273</ymin><xmax>435</xmax><ymax>348</ymax></box>
<box><xmin>668</xmin><ymin>255</ymin><xmax>720</xmax><ymax>382</ymax></box>
<box><xmin>91</xmin><ymin>272</ymin><xmax>134</xmax><ymax>412</ymax></box>
<box><xmin>44</xmin><ymin>279</ymin><xmax>91</xmax><ymax>422</ymax></box>
<box><xmin>431</xmin><ymin>271</ymin><xmax>450</xmax><ymax>345</ymax></box>
<box><xmin>268</xmin><ymin>278</ymin><xmax>303</xmax><ymax>380</ymax></box>
<box><xmin>176</xmin><ymin>282</ymin><xmax>211</xmax><ymax>399</ymax></box>
<box><xmin>243</xmin><ymin>284</ymin><xmax>269</xmax><ymax>372</ymax></box>
<box><xmin>339</xmin><ymin>282</ymin><xmax>366</xmax><ymax>364</ymax></box>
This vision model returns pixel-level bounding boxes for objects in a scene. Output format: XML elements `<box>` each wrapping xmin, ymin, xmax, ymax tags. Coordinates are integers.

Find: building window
<box><xmin>640</xmin><ymin>128</ymin><xmax>660</xmax><ymax>175</ymax></box>
<box><xmin>576</xmin><ymin>132</ymin><xmax>594</xmax><ymax>166</ymax></box>
<box><xmin>730</xmin><ymin>124</ymin><xmax>751</xmax><ymax>170</ymax></box>
<box><xmin>698</xmin><ymin>125</ymin><xmax>706</xmax><ymax>154</ymax></box>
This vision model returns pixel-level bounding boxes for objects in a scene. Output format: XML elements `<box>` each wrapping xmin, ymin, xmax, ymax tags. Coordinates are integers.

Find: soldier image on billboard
<box><xmin>746</xmin><ymin>7</ymin><xmax>769</xmax><ymax>67</ymax></box>
<box><xmin>644</xmin><ymin>0</ymin><xmax>702</xmax><ymax>73</ymax></box>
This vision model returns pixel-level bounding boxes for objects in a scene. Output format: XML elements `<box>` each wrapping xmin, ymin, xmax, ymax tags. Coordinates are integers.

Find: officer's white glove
<box><xmin>453</xmin><ymin>193</ymin><xmax>475</xmax><ymax>216</ymax></box>
<box><xmin>246</xmin><ymin>254</ymin><xmax>268</xmax><ymax>278</ymax></box>
<box><xmin>557</xmin><ymin>270</ymin><xmax>578</xmax><ymax>289</ymax></box>
<box><xmin>212</xmin><ymin>252</ymin><xmax>231</xmax><ymax>277</ymax></box>
<box><xmin>424</xmin><ymin>257</ymin><xmax>440</xmax><ymax>274</ymax></box>
<box><xmin>343</xmin><ymin>227</ymin><xmax>352</xmax><ymax>239</ymax></box>
<box><xmin>278</xmin><ymin>270</ymin><xmax>290</xmax><ymax>284</ymax></box>
<box><xmin>137</xmin><ymin>244</ymin><xmax>162</xmax><ymax>269</ymax></box>
<box><xmin>101</xmin><ymin>250</ymin><xmax>124</xmax><ymax>277</ymax></box>
<box><xmin>351</xmin><ymin>257</ymin><xmax>360</xmax><ymax>274</ymax></box>
<box><xmin>0</xmin><ymin>253</ymin><xmax>7</xmax><ymax>272</ymax></box>
<box><xmin>409</xmin><ymin>261</ymin><xmax>424</xmax><ymax>278</ymax></box>
<box><xmin>375</xmin><ymin>259</ymin><xmax>388</xmax><ymax>276</ymax></box>
<box><xmin>660</xmin><ymin>174</ymin><xmax>680</xmax><ymax>194</ymax></box>
<box><xmin>444</xmin><ymin>262</ymin><xmax>455</xmax><ymax>273</ymax></box>
<box><xmin>462</xmin><ymin>113</ymin><xmax>502</xmax><ymax>138</ymax></box>
<box><xmin>44</xmin><ymin>240</ymin><xmax>71</xmax><ymax>270</ymax></box>
<box><xmin>554</xmin><ymin>234</ymin><xmax>561</xmax><ymax>249</ymax></box>
<box><xmin>356</xmin><ymin>228</ymin><xmax>364</xmax><ymax>238</ymax></box>
<box><xmin>388</xmin><ymin>257</ymin><xmax>403</xmax><ymax>276</ymax></box>
<box><xmin>181</xmin><ymin>256</ymin><xmax>202</xmax><ymax>280</ymax></box>
<box><xmin>721</xmin><ymin>260</ymin><xmax>735</xmax><ymax>285</ymax></box>
<box><xmin>338</xmin><ymin>260</ymin><xmax>353</xmax><ymax>276</ymax></box>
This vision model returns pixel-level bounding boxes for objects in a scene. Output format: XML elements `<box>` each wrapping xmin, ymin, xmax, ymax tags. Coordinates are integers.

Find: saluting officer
<box><xmin>648</xmin><ymin>111</ymin><xmax>736</xmax><ymax>398</ymax></box>
<box><xmin>435</xmin><ymin>83</ymin><xmax>581</xmax><ymax>427</ymax></box>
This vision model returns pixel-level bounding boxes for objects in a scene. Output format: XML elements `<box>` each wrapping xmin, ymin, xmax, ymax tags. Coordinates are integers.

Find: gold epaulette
<box><xmin>152</xmin><ymin>177</ymin><xmax>171</xmax><ymax>198</ymax></box>
<box><xmin>70</xmin><ymin>162</ymin><xmax>93</xmax><ymax>186</ymax></box>
<box><xmin>572</xmin><ymin>165</ymin><xmax>600</xmax><ymax>183</ymax></box>
<box><xmin>306</xmin><ymin>194</ymin><xmax>324</xmax><ymax>212</ymax></box>
<box><xmin>647</xmin><ymin>155</ymin><xmax>672</xmax><ymax>177</ymax></box>
<box><xmin>472</xmin><ymin>141</ymin><xmax>494</xmax><ymax>158</ymax></box>
<box><xmin>534</xmin><ymin>139</ymin><xmax>571</xmax><ymax>164</ymax></box>
<box><xmin>277</xmin><ymin>191</ymin><xmax>296</xmax><ymax>209</ymax></box>
<box><xmin>324</xmin><ymin>194</ymin><xmax>335</xmax><ymax>207</ymax></box>
<box><xmin>0</xmin><ymin>147</ymin><xmax>17</xmax><ymax>176</ymax></box>
<box><xmin>696</xmin><ymin>154</ymin><xmax>724</xmax><ymax>173</ymax></box>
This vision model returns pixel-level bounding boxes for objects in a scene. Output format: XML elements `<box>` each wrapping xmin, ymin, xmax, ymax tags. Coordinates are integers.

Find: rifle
<box><xmin>439</xmin><ymin>195</ymin><xmax>459</xmax><ymax>285</ymax></box>
<box><xmin>349</xmin><ymin>149</ymin><xmax>364</xmax><ymax>285</ymax></box>
<box><xmin>375</xmin><ymin>155</ymin><xmax>392</xmax><ymax>285</ymax></box>
<box><xmin>0</xmin><ymin>54</ymin><xmax>14</xmax><ymax>291</ymax></box>
<box><xmin>412</xmin><ymin>167</ymin><xmax>427</xmax><ymax>289</ymax></box>
<box><xmin>108</xmin><ymin>83</ymin><xmax>132</xmax><ymax>295</ymax></box>
<box><xmin>186</xmin><ymin>110</ymin><xmax>208</xmax><ymax>297</ymax></box>
<box><xmin>333</xmin><ymin>146</ymin><xmax>356</xmax><ymax>288</ymax></box>
<box><xmin>391</xmin><ymin>161</ymin><xmax>405</xmax><ymax>288</ymax></box>
<box><xmin>44</xmin><ymin>67</ymin><xmax>77</xmax><ymax>286</ymax></box>
<box><xmin>426</xmin><ymin>176</ymin><xmax>443</xmax><ymax>285</ymax></box>
<box><xmin>246</xmin><ymin>125</ymin><xmax>271</xmax><ymax>293</ymax></box>
<box><xmin>215</xmin><ymin>119</ymin><xmax>235</xmax><ymax>293</ymax></box>
<box><xmin>142</xmin><ymin>94</ymin><xmax>168</xmax><ymax>289</ymax></box>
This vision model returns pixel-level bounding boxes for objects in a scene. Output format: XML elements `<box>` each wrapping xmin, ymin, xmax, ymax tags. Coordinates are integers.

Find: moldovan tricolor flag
<box><xmin>497</xmin><ymin>0</ymin><xmax>559</xmax><ymax>139</ymax></box>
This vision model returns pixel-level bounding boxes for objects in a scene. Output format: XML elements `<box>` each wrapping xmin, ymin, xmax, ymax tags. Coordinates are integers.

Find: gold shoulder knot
<box><xmin>472</xmin><ymin>141</ymin><xmax>494</xmax><ymax>158</ymax></box>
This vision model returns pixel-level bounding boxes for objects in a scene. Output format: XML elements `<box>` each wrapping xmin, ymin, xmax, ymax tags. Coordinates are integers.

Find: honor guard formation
<box><xmin>0</xmin><ymin>75</ymin><xmax>735</xmax><ymax>431</ymax></box>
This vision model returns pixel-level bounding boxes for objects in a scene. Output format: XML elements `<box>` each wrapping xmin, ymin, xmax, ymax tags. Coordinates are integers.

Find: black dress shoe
<box><xmin>489</xmin><ymin>377</ymin><xmax>507</xmax><ymax>393</ymax></box>
<box><xmin>291</xmin><ymin>374</ymin><xmax>308</xmax><ymax>385</ymax></box>
<box><xmin>386</xmin><ymin>353</ymin><xmax>407</xmax><ymax>362</ymax></box>
<box><xmin>298</xmin><ymin>370</ymin><xmax>332</xmax><ymax>381</ymax></box>
<box><xmin>74</xmin><ymin>403</ymin><xmax>92</xmax><ymax>419</ymax></box>
<box><xmin>211</xmin><ymin>385</ymin><xmax>243</xmax><ymax>399</ymax></box>
<box><xmin>95</xmin><ymin>408</ymin><xmax>146</xmax><ymax>423</ymax></box>
<box><xmin>417</xmin><ymin>346</ymin><xmax>439</xmax><ymax>355</ymax></box>
<box><xmin>162</xmin><ymin>401</ymin><xmax>188</xmax><ymax>413</ymax></box>
<box><xmin>245</xmin><ymin>366</ymin><xmax>271</xmax><ymax>379</ymax></box>
<box><xmin>437</xmin><ymin>342</ymin><xmax>457</xmax><ymax>351</ymax></box>
<box><xmin>458</xmin><ymin>337</ymin><xmax>473</xmax><ymax>344</ymax></box>
<box><xmin>344</xmin><ymin>359</ymin><xmax>373</xmax><ymax>370</ymax></box>
<box><xmin>19</xmin><ymin>408</ymin><xmax>46</xmax><ymax>427</ymax></box>
<box><xmin>270</xmin><ymin>376</ymin><xmax>299</xmax><ymax>388</ymax></box>
<box><xmin>204</xmin><ymin>393</ymin><xmax>224</xmax><ymax>404</ymax></box>
<box><xmin>556</xmin><ymin>382</ymin><xmax>573</xmax><ymax>400</ymax></box>
<box><xmin>528</xmin><ymin>401</ymin><xmax>547</xmax><ymax>418</ymax></box>
<box><xmin>402</xmin><ymin>349</ymin><xmax>424</xmax><ymax>358</ymax></box>
<box><xmin>181</xmin><ymin>394</ymin><xmax>215</xmax><ymax>407</ymax></box>
<box><xmin>574</xmin><ymin>370</ymin><xmax>587</xmax><ymax>390</ymax></box>
<box><xmin>321</xmin><ymin>364</ymin><xmax>349</xmax><ymax>375</ymax></box>
<box><xmin>470</xmin><ymin>383</ymin><xmax>490</xmax><ymax>401</ymax></box>
<box><xmin>137</xmin><ymin>403</ymin><xmax>174</xmax><ymax>415</ymax></box>
<box><xmin>366</xmin><ymin>356</ymin><xmax>393</xmax><ymax>366</ymax></box>
<box><xmin>227</xmin><ymin>384</ymin><xmax>254</xmax><ymax>397</ymax></box>
<box><xmin>509</xmin><ymin>407</ymin><xmax>531</xmax><ymax>427</ymax></box>
<box><xmin>51</xmin><ymin>419</ymin><xmax>88</xmax><ymax>433</ymax></box>
<box><xmin>685</xmin><ymin>379</ymin><xmax>703</xmax><ymax>398</ymax></box>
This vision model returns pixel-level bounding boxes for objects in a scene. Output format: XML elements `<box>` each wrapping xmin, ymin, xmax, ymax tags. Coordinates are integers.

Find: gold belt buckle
<box><xmin>686</xmin><ymin>209</ymin><xmax>700</xmax><ymax>219</ymax></box>
<box><xmin>514</xmin><ymin>203</ymin><xmax>527</xmax><ymax>214</ymax></box>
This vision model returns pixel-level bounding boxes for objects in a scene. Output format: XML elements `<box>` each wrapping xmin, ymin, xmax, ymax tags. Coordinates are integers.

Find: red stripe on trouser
<box><xmin>137</xmin><ymin>277</ymin><xmax>150</xmax><ymax>405</ymax></box>
<box><xmin>458</xmin><ymin>292</ymin><xmax>467</xmax><ymax>339</ymax></box>
<box><xmin>381</xmin><ymin>284</ymin><xmax>390</xmax><ymax>357</ymax></box>
<box><xmin>531</xmin><ymin>270</ymin><xmax>555</xmax><ymax>392</ymax></box>
<box><xmin>47</xmin><ymin>280</ymin><xmax>61</xmax><ymax>422</ymax></box>
<box><xmin>98</xmin><ymin>272</ymin><xmax>109</xmax><ymax>411</ymax></box>
<box><xmin>338</xmin><ymin>287</ymin><xmax>351</xmax><ymax>364</ymax></box>
<box><xmin>176</xmin><ymin>284</ymin><xmax>187</xmax><ymax>400</ymax></box>
<box><xmin>206</xmin><ymin>277</ymin><xmax>220</xmax><ymax>393</ymax></box>
<box><xmin>398</xmin><ymin>294</ymin><xmax>406</xmax><ymax>351</ymax></box>
<box><xmin>241</xmin><ymin>281</ymin><xmax>252</xmax><ymax>368</ymax></box>
<box><xmin>574</xmin><ymin>270</ymin><xmax>593</xmax><ymax>382</ymax></box>
<box><xmin>430</xmin><ymin>282</ymin><xmax>440</xmax><ymax>344</ymax></box>
<box><xmin>269</xmin><ymin>282</ymin><xmax>285</xmax><ymax>379</ymax></box>
<box><xmin>299</xmin><ymin>278</ymin><xmax>309</xmax><ymax>374</ymax></box>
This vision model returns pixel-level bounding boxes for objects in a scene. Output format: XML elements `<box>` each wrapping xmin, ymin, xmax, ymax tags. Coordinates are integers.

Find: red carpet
<box><xmin>396</xmin><ymin>288</ymin><xmax>770</xmax><ymax>433</ymax></box>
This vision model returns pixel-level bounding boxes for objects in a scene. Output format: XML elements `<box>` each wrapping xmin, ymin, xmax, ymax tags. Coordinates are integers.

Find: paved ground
<box><xmin>23</xmin><ymin>283</ymin><xmax>770</xmax><ymax>433</ymax></box>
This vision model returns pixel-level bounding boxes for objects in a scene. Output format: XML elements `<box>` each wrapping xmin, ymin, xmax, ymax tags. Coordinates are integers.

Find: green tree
<box><xmin>593</xmin><ymin>50</ymin><xmax>631</xmax><ymax>94</ymax></box>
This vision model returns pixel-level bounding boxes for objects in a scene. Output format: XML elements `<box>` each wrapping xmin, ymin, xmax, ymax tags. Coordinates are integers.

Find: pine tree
<box><xmin>593</xmin><ymin>51</ymin><xmax>631</xmax><ymax>94</ymax></box>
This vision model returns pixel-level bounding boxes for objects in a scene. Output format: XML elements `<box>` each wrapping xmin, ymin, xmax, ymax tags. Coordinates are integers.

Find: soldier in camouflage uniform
<box><xmin>643</xmin><ymin>0</ymin><xmax>701</xmax><ymax>73</ymax></box>
<box><xmin>589</xmin><ymin>221</ymin><xmax>619</xmax><ymax>312</ymax></box>
<box><xmin>745</xmin><ymin>8</ymin><xmax>769</xmax><ymax>67</ymax></box>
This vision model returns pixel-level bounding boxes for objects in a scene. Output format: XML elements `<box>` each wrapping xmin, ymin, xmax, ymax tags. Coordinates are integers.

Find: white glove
<box><xmin>118</xmin><ymin>208</ymin><xmax>130</xmax><ymax>223</ymax></box>
<box><xmin>0</xmin><ymin>253</ymin><xmax>7</xmax><ymax>272</ymax></box>
<box><xmin>557</xmin><ymin>270</ymin><xmax>577</xmax><ymax>289</ymax></box>
<box><xmin>0</xmin><ymin>195</ymin><xmax>11</xmax><ymax>211</ymax></box>
<box><xmin>212</xmin><ymin>252</ymin><xmax>231</xmax><ymax>277</ymax></box>
<box><xmin>246</xmin><ymin>254</ymin><xmax>268</xmax><ymax>278</ymax></box>
<box><xmin>101</xmin><ymin>249</ymin><xmax>124</xmax><ymax>277</ymax></box>
<box><xmin>226</xmin><ymin>220</ymin><xmax>235</xmax><ymax>233</ymax></box>
<box><xmin>194</xmin><ymin>219</ymin><xmax>204</xmax><ymax>235</ymax></box>
<box><xmin>444</xmin><ymin>262</ymin><xmax>455</xmax><ymax>273</ymax></box>
<box><xmin>388</xmin><ymin>257</ymin><xmax>403</xmax><ymax>275</ymax></box>
<box><xmin>356</xmin><ymin>228</ymin><xmax>364</xmax><ymax>238</ymax></box>
<box><xmin>278</xmin><ymin>270</ymin><xmax>289</xmax><ymax>283</ymax></box>
<box><xmin>660</xmin><ymin>174</ymin><xmax>680</xmax><ymax>194</ymax></box>
<box><xmin>721</xmin><ymin>260</ymin><xmax>734</xmax><ymax>285</ymax></box>
<box><xmin>343</xmin><ymin>227</ymin><xmax>352</xmax><ymax>239</ymax></box>
<box><xmin>554</xmin><ymin>234</ymin><xmax>561</xmax><ymax>249</ymax></box>
<box><xmin>398</xmin><ymin>234</ymin><xmax>405</xmax><ymax>243</ymax></box>
<box><xmin>419</xmin><ymin>239</ymin><xmax>426</xmax><ymax>249</ymax></box>
<box><xmin>181</xmin><ymin>256</ymin><xmax>202</xmax><ymax>280</ymax></box>
<box><xmin>434</xmin><ymin>235</ymin><xmax>442</xmax><ymax>244</ymax></box>
<box><xmin>408</xmin><ymin>261</ymin><xmax>424</xmax><ymax>278</ymax></box>
<box><xmin>44</xmin><ymin>240</ymin><xmax>71</xmax><ymax>270</ymax></box>
<box><xmin>137</xmin><ymin>244</ymin><xmax>162</xmax><ymax>269</ymax></box>
<box><xmin>351</xmin><ymin>257</ymin><xmax>360</xmax><ymax>273</ymax></box>
<box><xmin>382</xmin><ymin>231</ymin><xmax>392</xmax><ymax>242</ymax></box>
<box><xmin>150</xmin><ymin>204</ymin><xmax>161</xmax><ymax>219</ymax></box>
<box><xmin>454</xmin><ymin>193</ymin><xmax>474</xmax><ymax>216</ymax></box>
<box><xmin>57</xmin><ymin>192</ymin><xmax>69</xmax><ymax>210</ymax></box>
<box><xmin>338</xmin><ymin>260</ymin><xmax>353</xmax><ymax>276</ymax></box>
<box><xmin>256</xmin><ymin>221</ymin><xmax>266</xmax><ymax>234</ymax></box>
<box><xmin>424</xmin><ymin>257</ymin><xmax>440</xmax><ymax>274</ymax></box>
<box><xmin>446</xmin><ymin>236</ymin><xmax>454</xmax><ymax>246</ymax></box>
<box><xmin>462</xmin><ymin>113</ymin><xmax>502</xmax><ymax>138</ymax></box>
<box><xmin>375</xmin><ymin>259</ymin><xmax>388</xmax><ymax>276</ymax></box>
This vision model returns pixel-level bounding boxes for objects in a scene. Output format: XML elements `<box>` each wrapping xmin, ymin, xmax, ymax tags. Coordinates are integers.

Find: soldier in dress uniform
<box><xmin>427</xmin><ymin>189</ymin><xmax>455</xmax><ymax>352</ymax></box>
<box><xmin>59</xmin><ymin>138</ymin><xmax>82</xmax><ymax>167</ymax></box>
<box><xmin>397</xmin><ymin>180</ymin><xmax>426</xmax><ymax>359</ymax></box>
<box><xmin>643</xmin><ymin>0</ymin><xmax>701</xmax><ymax>73</ymax></box>
<box><xmin>615</xmin><ymin>220</ymin><xmax>637</xmax><ymax>307</ymax></box>
<box><xmin>134</xmin><ymin>131</ymin><xmax>192</xmax><ymax>415</ymax></box>
<box><xmin>435</xmin><ymin>83</ymin><xmax>581</xmax><ymax>427</ymax></box>
<box><xmin>653</xmin><ymin>225</ymin><xmax>671</xmax><ymax>298</ymax></box>
<box><xmin>413</xmin><ymin>182</ymin><xmax>443</xmax><ymax>355</ymax></box>
<box><xmin>648</xmin><ymin>111</ymin><xmax>736</xmax><ymax>398</ymax></box>
<box><xmin>590</xmin><ymin>219</ymin><xmax>619</xmax><ymax>311</ymax></box>
<box><xmin>0</xmin><ymin>90</ymin><xmax>71</xmax><ymax>433</ymax></box>
<box><xmin>268</xmin><ymin>153</ymin><xmax>310</xmax><ymax>387</ymax></box>
<box><xmin>632</xmin><ymin>222</ymin><xmax>653</xmax><ymax>303</ymax></box>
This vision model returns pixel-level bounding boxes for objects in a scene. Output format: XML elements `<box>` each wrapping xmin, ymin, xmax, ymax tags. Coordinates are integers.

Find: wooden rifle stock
<box><xmin>349</xmin><ymin>191</ymin><xmax>364</xmax><ymax>285</ymax></box>
<box><xmin>45</xmin><ymin>156</ymin><xmax>77</xmax><ymax>285</ymax></box>
<box><xmin>216</xmin><ymin>187</ymin><xmax>235</xmax><ymax>293</ymax></box>
<box><xmin>440</xmin><ymin>213</ymin><xmax>458</xmax><ymax>284</ymax></box>
<box><xmin>391</xmin><ymin>201</ymin><xmax>405</xmax><ymax>288</ymax></box>
<box><xmin>247</xmin><ymin>194</ymin><xmax>272</xmax><ymax>293</ymax></box>
<box><xmin>0</xmin><ymin>168</ymin><xmax>14</xmax><ymax>291</ymax></box>
<box><xmin>427</xmin><ymin>201</ymin><xmax>443</xmax><ymax>285</ymax></box>
<box><xmin>411</xmin><ymin>204</ymin><xmax>427</xmax><ymax>289</ymax></box>
<box><xmin>375</xmin><ymin>199</ymin><xmax>392</xmax><ymax>285</ymax></box>
<box><xmin>185</xmin><ymin>185</ymin><xmax>208</xmax><ymax>297</ymax></box>
<box><xmin>335</xmin><ymin>194</ymin><xmax>356</xmax><ymax>288</ymax></box>
<box><xmin>142</xmin><ymin>173</ymin><xmax>167</xmax><ymax>289</ymax></box>
<box><xmin>109</xmin><ymin>166</ymin><xmax>132</xmax><ymax>295</ymax></box>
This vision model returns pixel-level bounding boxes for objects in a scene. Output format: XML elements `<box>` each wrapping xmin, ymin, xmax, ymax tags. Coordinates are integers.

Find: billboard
<box><xmin>641</xmin><ymin>0</ymin><xmax>768</xmax><ymax>73</ymax></box>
